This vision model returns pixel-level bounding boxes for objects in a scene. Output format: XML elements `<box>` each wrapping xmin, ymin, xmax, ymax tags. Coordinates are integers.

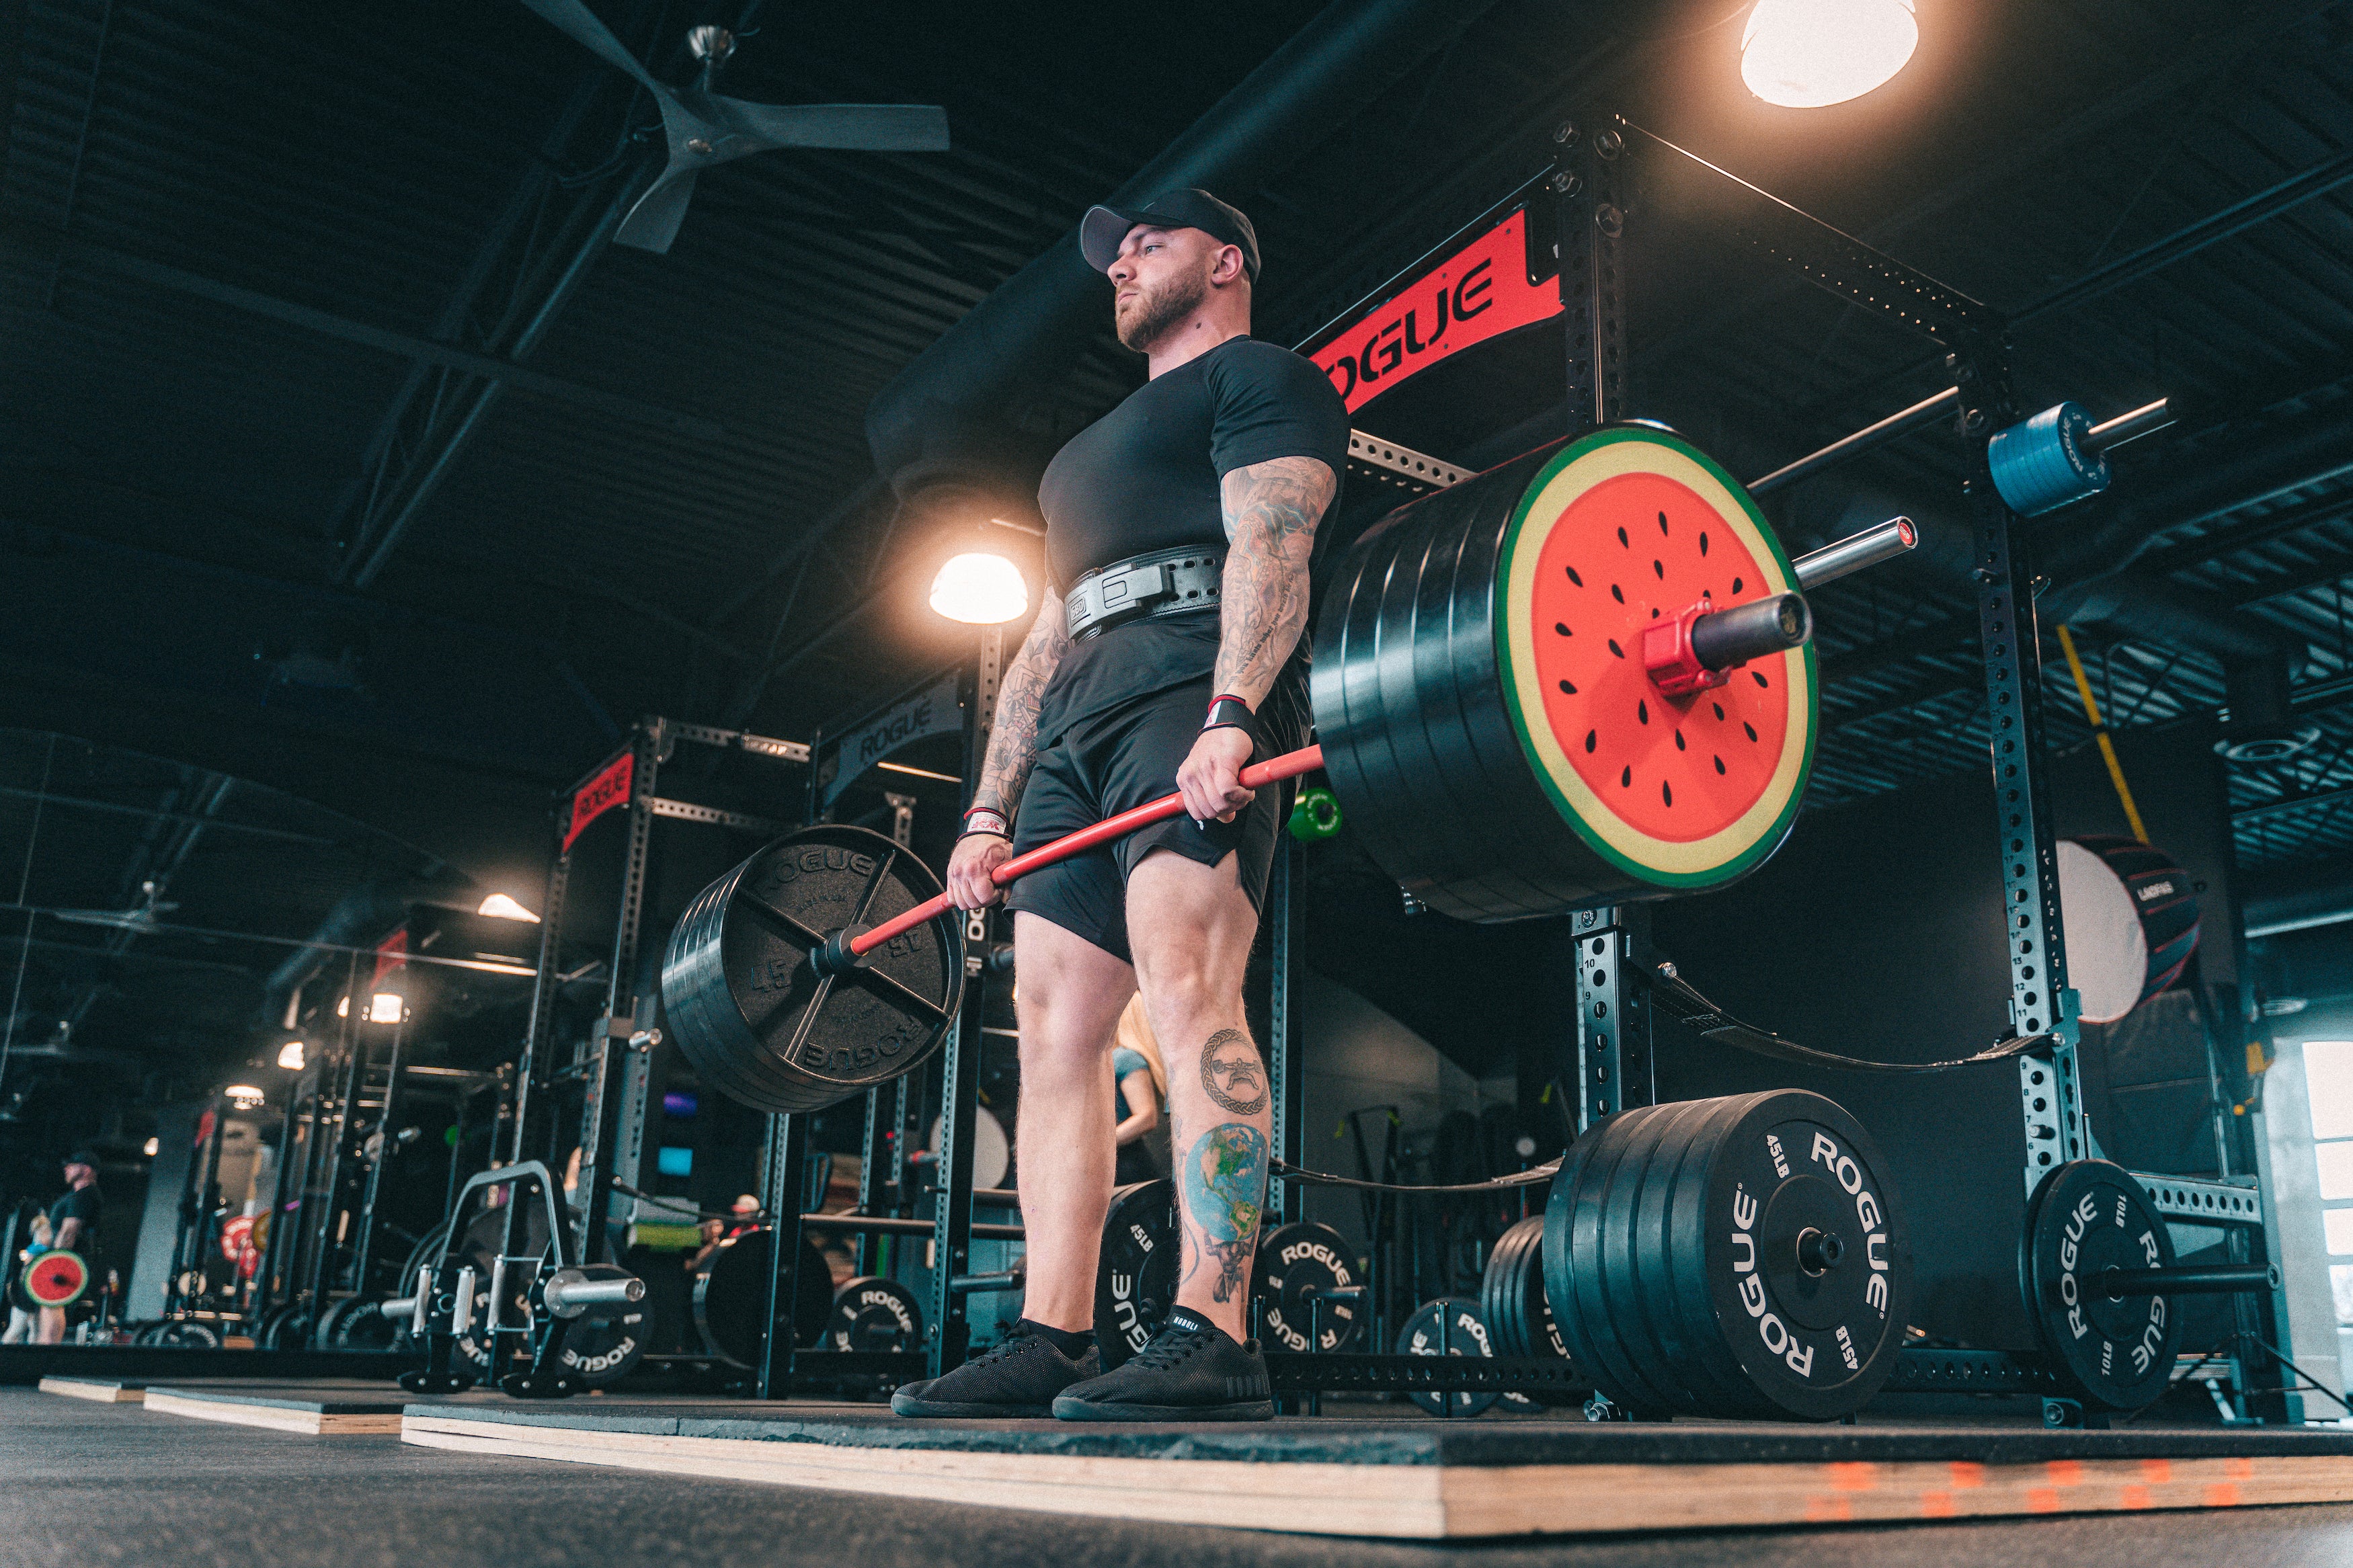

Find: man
<box><xmin>891</xmin><ymin>189</ymin><xmax>1345</xmax><ymax>1421</ymax></box>
<box><xmin>37</xmin><ymin>1150</ymin><xmax>101</xmax><ymax>1344</ymax></box>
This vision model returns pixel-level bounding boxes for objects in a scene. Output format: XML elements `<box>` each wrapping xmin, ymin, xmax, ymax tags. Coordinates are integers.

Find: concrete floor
<box><xmin>15</xmin><ymin>1388</ymin><xmax>2353</xmax><ymax>1567</ymax></box>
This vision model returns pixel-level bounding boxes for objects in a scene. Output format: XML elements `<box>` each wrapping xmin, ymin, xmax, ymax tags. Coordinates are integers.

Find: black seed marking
<box><xmin>1567</xmin><ymin>565</ymin><xmax>1583</xmax><ymax>586</ymax></box>
<box><xmin>1650</xmin><ymin>607</ymin><xmax>1660</xmax><ymax>618</ymax></box>
<box><xmin>1662</xmin><ymin>780</ymin><xmax>1673</xmax><ymax>807</ymax></box>
<box><xmin>1617</xmin><ymin>526</ymin><xmax>1628</xmax><ymax>547</ymax></box>
<box><xmin>1584</xmin><ymin>730</ymin><xmax>1597</xmax><ymax>753</ymax></box>
<box><xmin>1674</xmin><ymin>730</ymin><xmax>1685</xmax><ymax>751</ymax></box>
<box><xmin>1713</xmin><ymin>754</ymin><xmax>1726</xmax><ymax>775</ymax></box>
<box><xmin>1558</xmin><ymin>678</ymin><xmax>1577</xmax><ymax>695</ymax></box>
<box><xmin>1700</xmin><ymin>532</ymin><xmax>1709</xmax><ymax>556</ymax></box>
<box><xmin>1620</xmin><ymin>766</ymin><xmax>1632</xmax><ymax>788</ymax></box>
<box><xmin>1752</xmin><ymin>670</ymin><xmax>1769</xmax><ymax>688</ymax></box>
<box><xmin>1712</xmin><ymin>702</ymin><xmax>1725</xmax><ymax>720</ymax></box>
<box><xmin>1658</xmin><ymin>510</ymin><xmax>1669</xmax><ymax>536</ymax></box>
<box><xmin>1652</xmin><ymin>559</ymin><xmax>1664</xmax><ymax>579</ymax></box>
<box><xmin>1611</xmin><ymin>583</ymin><xmax>1624</xmax><ymax>604</ymax></box>
<box><xmin>1555</xmin><ymin>621</ymin><xmax>1571</xmax><ymax>636</ymax></box>
<box><xmin>1607</xmin><ymin>638</ymin><xmax>1624</xmax><ymax>658</ymax></box>
<box><xmin>1743</xmin><ymin>720</ymin><xmax>1758</xmax><ymax>742</ymax></box>
<box><xmin>1732</xmin><ymin>576</ymin><xmax>1743</xmax><ymax>593</ymax></box>
<box><xmin>1637</xmin><ymin>699</ymin><xmax>1648</xmax><ymax>725</ymax></box>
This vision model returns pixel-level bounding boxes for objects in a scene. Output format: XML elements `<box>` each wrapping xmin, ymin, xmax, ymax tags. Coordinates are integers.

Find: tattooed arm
<box><xmin>1173</xmin><ymin>455</ymin><xmax>1337</xmax><ymax>824</ymax></box>
<box><xmin>945</xmin><ymin>599</ymin><xmax>1071</xmax><ymax>909</ymax></box>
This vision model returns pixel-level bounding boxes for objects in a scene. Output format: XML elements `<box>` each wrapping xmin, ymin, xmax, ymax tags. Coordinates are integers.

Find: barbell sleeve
<box><xmin>542</xmin><ymin>1269</ymin><xmax>646</xmax><ymax>1319</ymax></box>
<box><xmin>1792</xmin><ymin>517</ymin><xmax>1917</xmax><ymax>591</ymax></box>
<box><xmin>413</xmin><ymin>1264</ymin><xmax>432</xmax><ymax>1334</ymax></box>
<box><xmin>2098</xmin><ymin>1262</ymin><xmax>2278</xmax><ymax>1298</ymax></box>
<box><xmin>1691</xmin><ymin>593</ymin><xmax>1812</xmax><ymax>671</ymax></box>
<box><xmin>450</xmin><ymin>1265</ymin><xmax>477</xmax><ymax>1337</ymax></box>
<box><xmin>833</xmin><ymin>744</ymin><xmax>1327</xmax><ymax>966</ymax></box>
<box><xmin>1747</xmin><ymin>388</ymin><xmax>1960</xmax><ymax>497</ymax></box>
<box><xmin>948</xmin><ymin>1269</ymin><xmax>1025</xmax><ymax>1296</ymax></box>
<box><xmin>2085</xmin><ymin>397</ymin><xmax>2172</xmax><ymax>453</ymax></box>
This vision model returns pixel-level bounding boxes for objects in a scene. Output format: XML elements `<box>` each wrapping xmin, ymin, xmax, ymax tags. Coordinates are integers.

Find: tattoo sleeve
<box><xmin>1213</xmin><ymin>455</ymin><xmax>1336</xmax><ymax>709</ymax></box>
<box><xmin>969</xmin><ymin>595</ymin><xmax>1072</xmax><ymax>821</ymax></box>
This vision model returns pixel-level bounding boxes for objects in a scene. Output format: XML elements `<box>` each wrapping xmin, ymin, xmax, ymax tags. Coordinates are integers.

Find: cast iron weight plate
<box><xmin>664</xmin><ymin>825</ymin><xmax>962</xmax><ymax>1114</ymax></box>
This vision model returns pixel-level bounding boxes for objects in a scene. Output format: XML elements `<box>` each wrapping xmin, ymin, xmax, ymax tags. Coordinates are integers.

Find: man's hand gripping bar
<box><xmin>811</xmin><ymin>745</ymin><xmax>1327</xmax><ymax>976</ymax></box>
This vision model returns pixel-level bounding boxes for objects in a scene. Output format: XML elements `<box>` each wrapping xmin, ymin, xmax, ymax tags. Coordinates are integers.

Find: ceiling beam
<box><xmin>49</xmin><ymin>235</ymin><xmax>721</xmax><ymax>442</ymax></box>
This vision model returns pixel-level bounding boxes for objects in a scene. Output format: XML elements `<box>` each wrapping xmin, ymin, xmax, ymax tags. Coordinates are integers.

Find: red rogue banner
<box><xmin>563</xmin><ymin>751</ymin><xmax>634</xmax><ymax>852</ymax></box>
<box><xmin>1308</xmin><ymin>206</ymin><xmax>1563</xmax><ymax>416</ymax></box>
<box><xmin>372</xmin><ymin>928</ymin><xmax>407</xmax><ymax>986</ymax></box>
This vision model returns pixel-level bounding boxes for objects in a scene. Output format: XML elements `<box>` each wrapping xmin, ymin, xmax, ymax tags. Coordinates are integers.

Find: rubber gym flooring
<box><xmin>13</xmin><ymin>1387</ymin><xmax>2353</xmax><ymax>1568</ymax></box>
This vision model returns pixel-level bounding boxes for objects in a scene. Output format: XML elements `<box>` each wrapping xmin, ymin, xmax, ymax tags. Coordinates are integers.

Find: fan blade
<box><xmin>614</xmin><ymin>167</ymin><xmax>701</xmax><ymax>253</ymax></box>
<box><xmin>519</xmin><ymin>0</ymin><xmax>666</xmax><ymax>96</ymax></box>
<box><xmin>699</xmin><ymin>97</ymin><xmax>949</xmax><ymax>153</ymax></box>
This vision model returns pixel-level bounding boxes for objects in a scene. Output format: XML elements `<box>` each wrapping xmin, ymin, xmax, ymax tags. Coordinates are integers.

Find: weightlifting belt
<box><xmin>1065</xmin><ymin>544</ymin><xmax>1224</xmax><ymax>642</ymax></box>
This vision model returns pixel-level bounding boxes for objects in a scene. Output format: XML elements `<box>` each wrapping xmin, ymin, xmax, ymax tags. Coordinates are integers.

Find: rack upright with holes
<box><xmin>1275</xmin><ymin>112</ymin><xmax>2303</xmax><ymax>1419</ymax></box>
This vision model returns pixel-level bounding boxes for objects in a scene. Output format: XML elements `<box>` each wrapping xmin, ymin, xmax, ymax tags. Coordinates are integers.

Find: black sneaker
<box><xmin>1051</xmin><ymin>1308</ymin><xmax>1273</xmax><ymax>1421</ymax></box>
<box><xmin>889</xmin><ymin>1323</ymin><xmax>1100</xmax><ymax>1418</ymax></box>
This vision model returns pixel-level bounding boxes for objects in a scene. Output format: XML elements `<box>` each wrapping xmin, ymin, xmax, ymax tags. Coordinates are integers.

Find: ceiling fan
<box><xmin>521</xmin><ymin>0</ymin><xmax>951</xmax><ymax>253</ymax></box>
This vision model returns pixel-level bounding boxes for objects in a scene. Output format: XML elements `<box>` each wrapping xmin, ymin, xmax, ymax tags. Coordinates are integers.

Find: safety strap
<box><xmin>1647</xmin><ymin>962</ymin><xmax>2050</xmax><ymax>1073</ymax></box>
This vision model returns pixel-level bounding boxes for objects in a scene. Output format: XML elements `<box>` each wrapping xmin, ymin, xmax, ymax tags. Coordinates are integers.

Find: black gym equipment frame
<box><xmin>1264</xmin><ymin>112</ymin><xmax>2300</xmax><ymax>1415</ymax></box>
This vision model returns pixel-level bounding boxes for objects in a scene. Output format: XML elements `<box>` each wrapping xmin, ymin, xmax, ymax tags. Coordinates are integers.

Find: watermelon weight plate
<box><xmin>1312</xmin><ymin>425</ymin><xmax>1817</xmax><ymax>921</ymax></box>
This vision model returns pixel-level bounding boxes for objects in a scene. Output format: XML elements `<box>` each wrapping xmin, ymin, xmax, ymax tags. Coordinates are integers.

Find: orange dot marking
<box><xmin>1805</xmin><ymin>1496</ymin><xmax>1853</xmax><ymax>1524</ymax></box>
<box><xmin>2227</xmin><ymin>1457</ymin><xmax>2255</xmax><ymax>1481</ymax></box>
<box><xmin>2139</xmin><ymin>1458</ymin><xmax>2172</xmax><ymax>1485</ymax></box>
<box><xmin>2026</xmin><ymin>1487</ymin><xmax>2063</xmax><ymax>1514</ymax></box>
<box><xmin>1948</xmin><ymin>1461</ymin><xmax>1987</xmax><ymax>1489</ymax></box>
<box><xmin>2119</xmin><ymin>1485</ymin><xmax>2154</xmax><ymax>1511</ymax></box>
<box><xmin>1829</xmin><ymin>1462</ymin><xmax>1878</xmax><ymax>1492</ymax></box>
<box><xmin>2046</xmin><ymin>1459</ymin><xmax>2085</xmax><ymax>1487</ymax></box>
<box><xmin>1919</xmin><ymin>1492</ymin><xmax>1956</xmax><ymax>1519</ymax></box>
<box><xmin>2204</xmin><ymin>1482</ymin><xmax>2243</xmax><ymax>1508</ymax></box>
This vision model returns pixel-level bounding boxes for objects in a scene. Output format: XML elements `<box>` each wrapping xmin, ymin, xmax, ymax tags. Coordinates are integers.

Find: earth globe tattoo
<box><xmin>1183</xmin><ymin>1122</ymin><xmax>1268</xmax><ymax>1302</ymax></box>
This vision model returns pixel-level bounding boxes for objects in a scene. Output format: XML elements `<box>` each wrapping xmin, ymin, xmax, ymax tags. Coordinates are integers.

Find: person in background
<box><xmin>727</xmin><ymin>1194</ymin><xmax>762</xmax><ymax>1238</ymax></box>
<box><xmin>687</xmin><ymin>1215</ymin><xmax>727</xmax><ymax>1276</ymax></box>
<box><xmin>38</xmin><ymin>1150</ymin><xmax>101</xmax><ymax>1344</ymax></box>
<box><xmin>3</xmin><ymin>1202</ymin><xmax>46</xmax><ymax>1344</ymax></box>
<box><xmin>1112</xmin><ymin>995</ymin><xmax>1168</xmax><ymax>1185</ymax></box>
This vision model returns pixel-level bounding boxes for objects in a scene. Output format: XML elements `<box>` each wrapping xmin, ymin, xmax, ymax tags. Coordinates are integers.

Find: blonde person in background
<box><xmin>1112</xmin><ymin>995</ymin><xmax>1168</xmax><ymax>1185</ymax></box>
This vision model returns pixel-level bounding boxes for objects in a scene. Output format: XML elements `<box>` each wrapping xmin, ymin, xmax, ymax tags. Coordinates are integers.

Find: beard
<box><xmin>1115</xmin><ymin>265</ymin><xmax>1209</xmax><ymax>353</ymax></box>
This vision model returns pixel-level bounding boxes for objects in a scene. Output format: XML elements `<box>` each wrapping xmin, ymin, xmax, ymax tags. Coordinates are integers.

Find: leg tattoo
<box><xmin>1179</xmin><ymin>1122</ymin><xmax>1267</xmax><ymax>1303</ymax></box>
<box><xmin>1199</xmin><ymin>1028</ymin><xmax>1267</xmax><ymax>1116</ymax></box>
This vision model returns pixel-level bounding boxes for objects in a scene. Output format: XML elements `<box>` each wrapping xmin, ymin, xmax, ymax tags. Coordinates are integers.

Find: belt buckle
<box><xmin>1078</xmin><ymin>561</ymin><xmax>1176</xmax><ymax>638</ymax></box>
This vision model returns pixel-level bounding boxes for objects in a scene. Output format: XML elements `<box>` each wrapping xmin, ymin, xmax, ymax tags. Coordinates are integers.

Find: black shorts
<box><xmin>1004</xmin><ymin>677</ymin><xmax>1296</xmax><ymax>964</ymax></box>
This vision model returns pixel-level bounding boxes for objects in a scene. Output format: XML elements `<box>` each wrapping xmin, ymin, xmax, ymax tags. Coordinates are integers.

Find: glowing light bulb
<box><xmin>369</xmin><ymin>993</ymin><xmax>405</xmax><ymax>1024</ymax></box>
<box><xmin>278</xmin><ymin>1039</ymin><xmax>305</xmax><ymax>1070</ymax></box>
<box><xmin>1742</xmin><ymin>0</ymin><xmax>1917</xmax><ymax>109</ymax></box>
<box><xmin>929</xmin><ymin>552</ymin><xmax>1029</xmax><ymax>625</ymax></box>
<box><xmin>478</xmin><ymin>894</ymin><xmax>539</xmax><ymax>921</ymax></box>
<box><xmin>225</xmin><ymin>1085</ymin><xmax>266</xmax><ymax>1110</ymax></box>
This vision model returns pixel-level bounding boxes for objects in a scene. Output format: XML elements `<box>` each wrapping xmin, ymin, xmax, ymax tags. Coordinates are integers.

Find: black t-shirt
<box><xmin>48</xmin><ymin>1184</ymin><xmax>99</xmax><ymax>1251</ymax></box>
<box><xmin>1033</xmin><ymin>336</ymin><xmax>1350</xmax><ymax>737</ymax></box>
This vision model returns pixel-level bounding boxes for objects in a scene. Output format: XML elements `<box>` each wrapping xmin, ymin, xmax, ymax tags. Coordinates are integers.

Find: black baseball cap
<box><xmin>1080</xmin><ymin>189</ymin><xmax>1261</xmax><ymax>282</ymax></box>
<box><xmin>64</xmin><ymin>1149</ymin><xmax>97</xmax><ymax>1167</ymax></box>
